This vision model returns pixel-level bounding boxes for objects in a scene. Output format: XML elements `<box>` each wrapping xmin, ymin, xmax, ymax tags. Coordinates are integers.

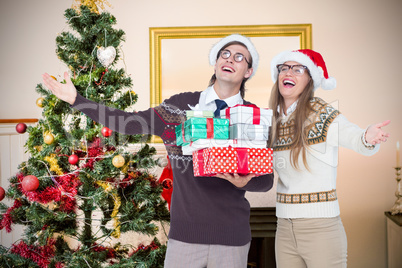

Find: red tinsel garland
<box><xmin>59</xmin><ymin>195</ymin><xmax>77</xmax><ymax>213</ymax></box>
<box><xmin>10</xmin><ymin>239</ymin><xmax>56</xmax><ymax>268</ymax></box>
<box><xmin>145</xmin><ymin>175</ymin><xmax>158</xmax><ymax>188</ymax></box>
<box><xmin>81</xmin><ymin>137</ymin><xmax>115</xmax><ymax>169</ymax></box>
<box><xmin>0</xmin><ymin>199</ymin><xmax>22</xmax><ymax>232</ymax></box>
<box><xmin>91</xmin><ymin>243</ymin><xmax>116</xmax><ymax>259</ymax></box>
<box><xmin>16</xmin><ymin>173</ymin><xmax>81</xmax><ymax>213</ymax></box>
<box><xmin>129</xmin><ymin>241</ymin><xmax>159</xmax><ymax>256</ymax></box>
<box><xmin>119</xmin><ymin>171</ymin><xmax>142</xmax><ymax>188</ymax></box>
<box><xmin>55</xmin><ymin>262</ymin><xmax>64</xmax><ymax>268</ymax></box>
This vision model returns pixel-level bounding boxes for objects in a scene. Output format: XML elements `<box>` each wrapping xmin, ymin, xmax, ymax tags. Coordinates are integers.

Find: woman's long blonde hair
<box><xmin>268</xmin><ymin>78</ymin><xmax>315</xmax><ymax>170</ymax></box>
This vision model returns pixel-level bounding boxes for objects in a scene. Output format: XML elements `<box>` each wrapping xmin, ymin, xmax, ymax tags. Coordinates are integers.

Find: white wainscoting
<box><xmin>0</xmin><ymin>123</ymin><xmax>32</xmax><ymax>247</ymax></box>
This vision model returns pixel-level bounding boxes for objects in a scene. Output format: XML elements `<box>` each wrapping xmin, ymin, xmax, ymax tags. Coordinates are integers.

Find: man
<box><xmin>42</xmin><ymin>34</ymin><xmax>274</xmax><ymax>268</ymax></box>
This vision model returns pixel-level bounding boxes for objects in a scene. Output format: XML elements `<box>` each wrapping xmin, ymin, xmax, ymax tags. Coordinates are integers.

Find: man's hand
<box><xmin>215</xmin><ymin>173</ymin><xmax>256</xmax><ymax>188</ymax></box>
<box><xmin>42</xmin><ymin>72</ymin><xmax>77</xmax><ymax>105</ymax></box>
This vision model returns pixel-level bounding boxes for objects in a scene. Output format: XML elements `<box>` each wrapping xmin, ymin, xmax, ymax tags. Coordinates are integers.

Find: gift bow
<box><xmin>224</xmin><ymin>104</ymin><xmax>261</xmax><ymax>125</ymax></box>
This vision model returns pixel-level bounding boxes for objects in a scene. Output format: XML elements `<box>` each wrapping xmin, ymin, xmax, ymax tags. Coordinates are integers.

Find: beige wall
<box><xmin>1</xmin><ymin>0</ymin><xmax>401</xmax><ymax>267</ymax></box>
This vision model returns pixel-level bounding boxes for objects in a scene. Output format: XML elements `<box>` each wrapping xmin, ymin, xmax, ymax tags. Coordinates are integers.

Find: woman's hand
<box><xmin>215</xmin><ymin>173</ymin><xmax>256</xmax><ymax>188</ymax></box>
<box><xmin>42</xmin><ymin>72</ymin><xmax>77</xmax><ymax>105</ymax></box>
<box><xmin>365</xmin><ymin>120</ymin><xmax>391</xmax><ymax>145</ymax></box>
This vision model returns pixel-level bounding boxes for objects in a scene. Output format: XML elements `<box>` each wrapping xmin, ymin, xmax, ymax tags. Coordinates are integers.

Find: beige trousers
<box><xmin>275</xmin><ymin>216</ymin><xmax>347</xmax><ymax>268</ymax></box>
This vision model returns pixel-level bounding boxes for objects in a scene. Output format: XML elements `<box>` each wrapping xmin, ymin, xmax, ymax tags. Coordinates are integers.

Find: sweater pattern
<box><xmin>153</xmin><ymin>98</ymin><xmax>191</xmax><ymax>160</ymax></box>
<box><xmin>275</xmin><ymin>97</ymin><xmax>340</xmax><ymax>151</ymax></box>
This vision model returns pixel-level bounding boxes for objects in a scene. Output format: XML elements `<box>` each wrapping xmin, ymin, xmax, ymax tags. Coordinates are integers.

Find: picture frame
<box><xmin>149</xmin><ymin>24</ymin><xmax>312</xmax><ymax>143</ymax></box>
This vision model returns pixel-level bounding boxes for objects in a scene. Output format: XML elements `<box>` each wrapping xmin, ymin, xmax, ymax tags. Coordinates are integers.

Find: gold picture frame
<box><xmin>149</xmin><ymin>24</ymin><xmax>312</xmax><ymax>143</ymax></box>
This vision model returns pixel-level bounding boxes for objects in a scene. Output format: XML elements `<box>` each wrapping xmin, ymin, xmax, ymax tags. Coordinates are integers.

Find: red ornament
<box><xmin>101</xmin><ymin>127</ymin><xmax>112</xmax><ymax>137</ymax></box>
<box><xmin>68</xmin><ymin>154</ymin><xmax>79</xmax><ymax>165</ymax></box>
<box><xmin>22</xmin><ymin>175</ymin><xmax>39</xmax><ymax>191</ymax></box>
<box><xmin>0</xmin><ymin>186</ymin><xmax>5</xmax><ymax>201</ymax></box>
<box><xmin>15</xmin><ymin>123</ymin><xmax>27</xmax><ymax>134</ymax></box>
<box><xmin>162</xmin><ymin>179</ymin><xmax>173</xmax><ymax>190</ymax></box>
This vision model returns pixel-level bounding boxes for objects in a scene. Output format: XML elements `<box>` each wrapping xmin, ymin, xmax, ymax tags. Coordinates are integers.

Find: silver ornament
<box><xmin>97</xmin><ymin>46</ymin><xmax>116</xmax><ymax>68</ymax></box>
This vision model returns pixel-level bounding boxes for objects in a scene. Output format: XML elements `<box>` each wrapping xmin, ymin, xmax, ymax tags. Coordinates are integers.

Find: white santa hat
<box><xmin>209</xmin><ymin>34</ymin><xmax>259</xmax><ymax>78</ymax></box>
<box><xmin>270</xmin><ymin>49</ymin><xmax>336</xmax><ymax>91</ymax></box>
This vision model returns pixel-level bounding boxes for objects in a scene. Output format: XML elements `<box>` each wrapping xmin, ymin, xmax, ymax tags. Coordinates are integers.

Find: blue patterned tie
<box><xmin>214</xmin><ymin>99</ymin><xmax>228</xmax><ymax>117</ymax></box>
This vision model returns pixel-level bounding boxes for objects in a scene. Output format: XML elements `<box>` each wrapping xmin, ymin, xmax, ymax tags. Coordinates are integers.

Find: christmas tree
<box><xmin>0</xmin><ymin>3</ymin><xmax>170</xmax><ymax>267</ymax></box>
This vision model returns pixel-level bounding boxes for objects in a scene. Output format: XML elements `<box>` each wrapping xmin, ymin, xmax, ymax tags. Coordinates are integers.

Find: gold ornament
<box><xmin>112</xmin><ymin>155</ymin><xmax>125</xmax><ymax>168</ymax></box>
<box><xmin>50</xmin><ymin>75</ymin><xmax>57</xmax><ymax>81</ymax></box>
<box><xmin>36</xmin><ymin>97</ymin><xmax>44</xmax><ymax>108</ymax></box>
<box><xmin>43</xmin><ymin>132</ymin><xmax>54</xmax><ymax>145</ymax></box>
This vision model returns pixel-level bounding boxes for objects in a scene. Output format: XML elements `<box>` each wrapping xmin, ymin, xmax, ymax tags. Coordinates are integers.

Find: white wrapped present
<box><xmin>186</xmin><ymin>110</ymin><xmax>214</xmax><ymax>119</ymax></box>
<box><xmin>220</xmin><ymin>104</ymin><xmax>273</xmax><ymax>125</ymax></box>
<box><xmin>229</xmin><ymin>124</ymin><xmax>270</xmax><ymax>141</ymax></box>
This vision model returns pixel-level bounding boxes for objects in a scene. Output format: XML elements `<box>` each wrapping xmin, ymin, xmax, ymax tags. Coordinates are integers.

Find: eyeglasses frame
<box><xmin>220</xmin><ymin>49</ymin><xmax>250</xmax><ymax>65</ymax></box>
<box><xmin>276</xmin><ymin>64</ymin><xmax>308</xmax><ymax>76</ymax></box>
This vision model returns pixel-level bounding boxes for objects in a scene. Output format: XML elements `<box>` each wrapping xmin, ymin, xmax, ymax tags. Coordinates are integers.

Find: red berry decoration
<box><xmin>101</xmin><ymin>127</ymin><xmax>112</xmax><ymax>137</ymax></box>
<box><xmin>162</xmin><ymin>178</ymin><xmax>173</xmax><ymax>190</ymax></box>
<box><xmin>0</xmin><ymin>187</ymin><xmax>5</xmax><ymax>201</ymax></box>
<box><xmin>68</xmin><ymin>154</ymin><xmax>79</xmax><ymax>165</ymax></box>
<box><xmin>15</xmin><ymin>123</ymin><xmax>27</xmax><ymax>134</ymax></box>
<box><xmin>22</xmin><ymin>175</ymin><xmax>40</xmax><ymax>192</ymax></box>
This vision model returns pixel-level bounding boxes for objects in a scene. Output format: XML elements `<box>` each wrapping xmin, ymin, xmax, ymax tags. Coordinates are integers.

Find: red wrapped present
<box><xmin>181</xmin><ymin>138</ymin><xmax>268</xmax><ymax>155</ymax></box>
<box><xmin>193</xmin><ymin>147</ymin><xmax>273</xmax><ymax>176</ymax></box>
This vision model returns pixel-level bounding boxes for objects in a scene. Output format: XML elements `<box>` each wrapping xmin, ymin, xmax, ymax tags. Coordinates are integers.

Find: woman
<box><xmin>268</xmin><ymin>49</ymin><xmax>390</xmax><ymax>267</ymax></box>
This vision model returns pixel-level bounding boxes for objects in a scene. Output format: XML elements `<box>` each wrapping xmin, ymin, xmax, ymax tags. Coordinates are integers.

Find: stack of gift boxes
<box><xmin>175</xmin><ymin>105</ymin><xmax>273</xmax><ymax>177</ymax></box>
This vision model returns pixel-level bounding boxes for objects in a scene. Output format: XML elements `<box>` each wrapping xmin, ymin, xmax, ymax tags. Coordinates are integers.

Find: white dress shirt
<box><xmin>188</xmin><ymin>85</ymin><xmax>243</xmax><ymax>112</ymax></box>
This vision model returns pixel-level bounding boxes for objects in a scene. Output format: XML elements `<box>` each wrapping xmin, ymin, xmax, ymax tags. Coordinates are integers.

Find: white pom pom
<box><xmin>321</xmin><ymin>77</ymin><xmax>336</xmax><ymax>90</ymax></box>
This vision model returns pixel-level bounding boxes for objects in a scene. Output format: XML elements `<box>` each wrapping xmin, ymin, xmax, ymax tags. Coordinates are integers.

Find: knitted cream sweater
<box><xmin>274</xmin><ymin>97</ymin><xmax>379</xmax><ymax>218</ymax></box>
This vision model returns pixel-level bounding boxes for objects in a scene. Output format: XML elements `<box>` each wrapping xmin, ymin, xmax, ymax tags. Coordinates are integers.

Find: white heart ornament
<box><xmin>97</xmin><ymin>46</ymin><xmax>116</xmax><ymax>68</ymax></box>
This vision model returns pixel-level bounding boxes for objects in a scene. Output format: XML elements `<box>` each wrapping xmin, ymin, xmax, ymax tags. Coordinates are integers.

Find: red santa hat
<box><xmin>209</xmin><ymin>34</ymin><xmax>259</xmax><ymax>78</ymax></box>
<box><xmin>271</xmin><ymin>49</ymin><xmax>336</xmax><ymax>91</ymax></box>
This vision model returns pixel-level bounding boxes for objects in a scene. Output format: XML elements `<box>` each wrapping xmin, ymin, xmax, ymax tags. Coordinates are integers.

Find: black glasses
<box><xmin>220</xmin><ymin>50</ymin><xmax>250</xmax><ymax>65</ymax></box>
<box><xmin>277</xmin><ymin>64</ymin><xmax>308</xmax><ymax>76</ymax></box>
